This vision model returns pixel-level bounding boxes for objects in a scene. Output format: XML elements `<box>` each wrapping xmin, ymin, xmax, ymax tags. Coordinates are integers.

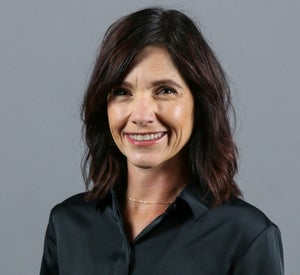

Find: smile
<box><xmin>128</xmin><ymin>132</ymin><xmax>166</xmax><ymax>141</ymax></box>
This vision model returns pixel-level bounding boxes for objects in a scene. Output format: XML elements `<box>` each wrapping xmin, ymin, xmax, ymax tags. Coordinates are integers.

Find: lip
<box><xmin>124</xmin><ymin>131</ymin><xmax>167</xmax><ymax>146</ymax></box>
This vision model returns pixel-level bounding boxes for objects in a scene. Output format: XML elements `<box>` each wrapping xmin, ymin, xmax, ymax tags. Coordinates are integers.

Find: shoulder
<box><xmin>52</xmin><ymin>192</ymin><xmax>89</xmax><ymax>210</ymax></box>
<box><xmin>49</xmin><ymin>192</ymin><xmax>99</xmax><ymax>223</ymax></box>
<box><xmin>202</xmin><ymin>198</ymin><xmax>282</xmax><ymax>264</ymax></box>
<box><xmin>219</xmin><ymin>200</ymin><xmax>284</xmax><ymax>273</ymax></box>
<box><xmin>220</xmin><ymin>198</ymin><xmax>275</xmax><ymax>228</ymax></box>
<box><xmin>204</xmin><ymin>198</ymin><xmax>279</xmax><ymax>242</ymax></box>
<box><xmin>205</xmin><ymin>199</ymin><xmax>277</xmax><ymax>240</ymax></box>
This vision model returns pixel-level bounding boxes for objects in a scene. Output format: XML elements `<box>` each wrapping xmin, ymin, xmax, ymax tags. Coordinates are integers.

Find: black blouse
<box><xmin>40</xmin><ymin>184</ymin><xmax>284</xmax><ymax>274</ymax></box>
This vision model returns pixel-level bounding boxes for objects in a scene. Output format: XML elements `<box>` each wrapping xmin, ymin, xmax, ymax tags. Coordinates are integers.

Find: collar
<box><xmin>177</xmin><ymin>183</ymin><xmax>210</xmax><ymax>220</ymax></box>
<box><xmin>96</xmin><ymin>183</ymin><xmax>210</xmax><ymax>220</ymax></box>
<box><xmin>96</xmin><ymin>181</ymin><xmax>124</xmax><ymax>211</ymax></box>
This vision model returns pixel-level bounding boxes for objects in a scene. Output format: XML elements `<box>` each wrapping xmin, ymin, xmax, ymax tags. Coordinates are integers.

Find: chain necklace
<box><xmin>128</xmin><ymin>197</ymin><xmax>174</xmax><ymax>205</ymax></box>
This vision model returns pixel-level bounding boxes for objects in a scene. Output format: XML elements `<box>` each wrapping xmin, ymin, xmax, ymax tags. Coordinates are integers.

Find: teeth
<box><xmin>129</xmin><ymin>132</ymin><xmax>164</xmax><ymax>141</ymax></box>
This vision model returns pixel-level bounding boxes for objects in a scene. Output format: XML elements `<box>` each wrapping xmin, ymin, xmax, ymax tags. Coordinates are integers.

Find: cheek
<box><xmin>171</xmin><ymin>103</ymin><xmax>194</xmax><ymax>130</ymax></box>
<box><xmin>107</xmin><ymin>110</ymin><xmax>122</xmax><ymax>144</ymax></box>
<box><xmin>107</xmin><ymin>105</ymin><xmax>124</xmax><ymax>131</ymax></box>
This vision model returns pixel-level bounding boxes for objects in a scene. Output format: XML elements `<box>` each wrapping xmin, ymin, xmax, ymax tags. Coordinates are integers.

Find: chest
<box><xmin>56</xmin><ymin>212</ymin><xmax>236</xmax><ymax>275</ymax></box>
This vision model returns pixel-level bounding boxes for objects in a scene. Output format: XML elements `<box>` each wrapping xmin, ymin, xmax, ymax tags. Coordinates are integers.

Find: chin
<box><xmin>132</xmin><ymin>160</ymin><xmax>156</xmax><ymax>169</ymax></box>
<box><xmin>135</xmin><ymin>164</ymin><xmax>153</xmax><ymax>169</ymax></box>
<box><xmin>130</xmin><ymin>159</ymin><xmax>161</xmax><ymax>169</ymax></box>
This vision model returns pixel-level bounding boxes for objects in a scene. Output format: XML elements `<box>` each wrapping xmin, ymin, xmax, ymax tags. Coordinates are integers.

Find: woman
<box><xmin>40</xmin><ymin>7</ymin><xmax>284</xmax><ymax>274</ymax></box>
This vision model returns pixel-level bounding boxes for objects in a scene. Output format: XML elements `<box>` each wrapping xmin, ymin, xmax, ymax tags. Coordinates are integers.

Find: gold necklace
<box><xmin>128</xmin><ymin>197</ymin><xmax>174</xmax><ymax>205</ymax></box>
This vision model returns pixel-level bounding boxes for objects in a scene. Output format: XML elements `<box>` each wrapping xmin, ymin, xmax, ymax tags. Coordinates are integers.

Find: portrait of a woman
<box><xmin>40</xmin><ymin>7</ymin><xmax>284</xmax><ymax>274</ymax></box>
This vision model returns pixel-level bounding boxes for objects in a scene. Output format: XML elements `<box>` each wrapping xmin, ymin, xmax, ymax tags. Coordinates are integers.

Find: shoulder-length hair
<box><xmin>81</xmin><ymin>7</ymin><xmax>242</xmax><ymax>206</ymax></box>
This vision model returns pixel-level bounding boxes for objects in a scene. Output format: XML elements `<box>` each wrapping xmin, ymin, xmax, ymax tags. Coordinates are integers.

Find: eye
<box><xmin>157</xmin><ymin>87</ymin><xmax>178</xmax><ymax>95</ymax></box>
<box><xmin>107</xmin><ymin>87</ymin><xmax>132</xmax><ymax>102</ymax></box>
<box><xmin>110</xmin><ymin>88</ymin><xmax>130</xmax><ymax>96</ymax></box>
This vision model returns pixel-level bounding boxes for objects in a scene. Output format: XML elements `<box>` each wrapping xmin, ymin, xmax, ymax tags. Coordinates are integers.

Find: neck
<box><xmin>126</xmin><ymin>157</ymin><xmax>188</xmax><ymax>203</ymax></box>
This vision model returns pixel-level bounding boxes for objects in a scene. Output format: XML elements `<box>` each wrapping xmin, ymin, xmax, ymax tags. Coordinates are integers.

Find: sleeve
<box><xmin>234</xmin><ymin>225</ymin><xmax>284</xmax><ymax>275</ymax></box>
<box><xmin>40</xmin><ymin>209</ymin><xmax>59</xmax><ymax>275</ymax></box>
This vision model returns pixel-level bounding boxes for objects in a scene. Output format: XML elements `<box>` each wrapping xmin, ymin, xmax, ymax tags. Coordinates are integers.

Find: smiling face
<box><xmin>107</xmin><ymin>46</ymin><xmax>194</xmax><ymax>170</ymax></box>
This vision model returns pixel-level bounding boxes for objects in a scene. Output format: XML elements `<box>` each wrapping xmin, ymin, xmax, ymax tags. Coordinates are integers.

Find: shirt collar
<box><xmin>177</xmin><ymin>183</ymin><xmax>210</xmax><ymax>220</ymax></box>
<box><xmin>96</xmin><ymin>182</ymin><xmax>210</xmax><ymax>220</ymax></box>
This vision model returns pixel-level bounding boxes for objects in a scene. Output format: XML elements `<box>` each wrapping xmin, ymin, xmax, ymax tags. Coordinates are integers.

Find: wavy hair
<box><xmin>81</xmin><ymin>7</ymin><xmax>242</xmax><ymax>206</ymax></box>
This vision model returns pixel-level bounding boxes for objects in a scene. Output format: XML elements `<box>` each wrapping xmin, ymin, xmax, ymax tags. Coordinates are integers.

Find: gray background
<box><xmin>0</xmin><ymin>0</ymin><xmax>299</xmax><ymax>274</ymax></box>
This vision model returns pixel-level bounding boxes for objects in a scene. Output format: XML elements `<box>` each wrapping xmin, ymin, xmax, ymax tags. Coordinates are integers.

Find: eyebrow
<box><xmin>121</xmin><ymin>79</ymin><xmax>183</xmax><ymax>90</ymax></box>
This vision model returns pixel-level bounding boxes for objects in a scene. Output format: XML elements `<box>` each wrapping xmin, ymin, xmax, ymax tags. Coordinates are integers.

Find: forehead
<box><xmin>123</xmin><ymin>46</ymin><xmax>184</xmax><ymax>85</ymax></box>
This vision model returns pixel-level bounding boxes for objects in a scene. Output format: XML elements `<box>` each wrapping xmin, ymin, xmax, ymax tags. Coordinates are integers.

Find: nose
<box><xmin>130</xmin><ymin>95</ymin><xmax>156</xmax><ymax>125</ymax></box>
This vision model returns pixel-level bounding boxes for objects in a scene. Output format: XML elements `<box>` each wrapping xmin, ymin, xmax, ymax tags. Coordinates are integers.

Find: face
<box><xmin>107</xmin><ymin>46</ymin><xmax>194</xmax><ymax>170</ymax></box>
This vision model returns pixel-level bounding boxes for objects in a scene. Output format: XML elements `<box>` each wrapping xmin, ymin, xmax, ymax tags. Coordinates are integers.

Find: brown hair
<box><xmin>81</xmin><ymin>7</ymin><xmax>242</xmax><ymax>206</ymax></box>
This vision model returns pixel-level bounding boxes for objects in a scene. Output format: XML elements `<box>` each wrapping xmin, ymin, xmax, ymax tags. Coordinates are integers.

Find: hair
<box><xmin>81</xmin><ymin>7</ymin><xmax>242</xmax><ymax>206</ymax></box>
